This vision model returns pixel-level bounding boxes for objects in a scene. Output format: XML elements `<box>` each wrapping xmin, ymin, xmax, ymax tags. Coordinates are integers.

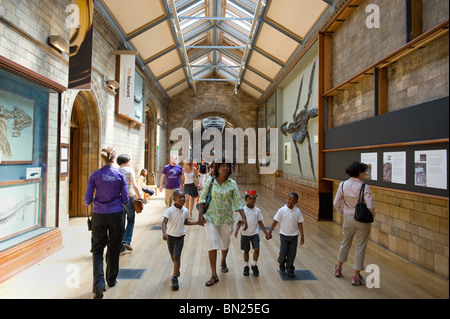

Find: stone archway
<box><xmin>69</xmin><ymin>91</ymin><xmax>100</xmax><ymax>217</ymax></box>
<box><xmin>182</xmin><ymin>111</ymin><xmax>258</xmax><ymax>184</ymax></box>
<box><xmin>181</xmin><ymin>107</ymin><xmax>245</xmax><ymax>133</ymax></box>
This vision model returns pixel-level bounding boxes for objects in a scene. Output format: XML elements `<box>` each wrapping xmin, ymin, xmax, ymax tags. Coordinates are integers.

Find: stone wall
<box><xmin>332</xmin><ymin>0</ymin><xmax>406</xmax><ymax>86</ymax></box>
<box><xmin>331</xmin><ymin>0</ymin><xmax>449</xmax><ymax>125</ymax></box>
<box><xmin>388</xmin><ymin>35</ymin><xmax>449</xmax><ymax>111</ymax></box>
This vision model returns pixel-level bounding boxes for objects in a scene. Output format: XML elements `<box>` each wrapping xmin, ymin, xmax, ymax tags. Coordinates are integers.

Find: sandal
<box><xmin>220</xmin><ymin>263</ymin><xmax>229</xmax><ymax>273</ymax></box>
<box><xmin>205</xmin><ymin>276</ymin><xmax>219</xmax><ymax>287</ymax></box>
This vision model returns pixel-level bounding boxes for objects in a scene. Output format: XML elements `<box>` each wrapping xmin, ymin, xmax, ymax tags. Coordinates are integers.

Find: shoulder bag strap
<box><xmin>341</xmin><ymin>181</ymin><xmax>350</xmax><ymax>208</ymax></box>
<box><xmin>358</xmin><ymin>183</ymin><xmax>366</xmax><ymax>203</ymax></box>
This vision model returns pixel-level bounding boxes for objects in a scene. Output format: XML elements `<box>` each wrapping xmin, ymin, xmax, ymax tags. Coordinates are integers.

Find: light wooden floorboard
<box><xmin>0</xmin><ymin>184</ymin><xmax>448</xmax><ymax>299</ymax></box>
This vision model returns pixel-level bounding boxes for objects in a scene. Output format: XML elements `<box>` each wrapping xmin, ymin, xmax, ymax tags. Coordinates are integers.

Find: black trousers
<box><xmin>91</xmin><ymin>211</ymin><xmax>124</xmax><ymax>293</ymax></box>
<box><xmin>278</xmin><ymin>234</ymin><xmax>298</xmax><ymax>271</ymax></box>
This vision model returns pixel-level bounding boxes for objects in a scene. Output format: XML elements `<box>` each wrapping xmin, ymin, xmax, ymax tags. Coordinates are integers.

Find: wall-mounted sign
<box><xmin>118</xmin><ymin>54</ymin><xmax>136</xmax><ymax>115</ymax></box>
<box><xmin>383</xmin><ymin>151</ymin><xmax>406</xmax><ymax>184</ymax></box>
<box><xmin>361</xmin><ymin>152</ymin><xmax>378</xmax><ymax>181</ymax></box>
<box><xmin>60</xmin><ymin>143</ymin><xmax>69</xmax><ymax>177</ymax></box>
<box><xmin>414</xmin><ymin>149</ymin><xmax>447</xmax><ymax>190</ymax></box>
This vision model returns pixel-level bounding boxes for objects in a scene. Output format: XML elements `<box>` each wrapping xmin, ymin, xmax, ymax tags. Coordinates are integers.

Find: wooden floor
<box><xmin>0</xmin><ymin>184</ymin><xmax>448</xmax><ymax>299</ymax></box>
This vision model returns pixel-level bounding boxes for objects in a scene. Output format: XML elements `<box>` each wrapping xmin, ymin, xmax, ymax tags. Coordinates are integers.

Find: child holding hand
<box><xmin>266</xmin><ymin>192</ymin><xmax>304</xmax><ymax>278</ymax></box>
<box><xmin>235</xmin><ymin>190</ymin><xmax>268</xmax><ymax>276</ymax></box>
<box><xmin>162</xmin><ymin>189</ymin><xmax>198</xmax><ymax>290</ymax></box>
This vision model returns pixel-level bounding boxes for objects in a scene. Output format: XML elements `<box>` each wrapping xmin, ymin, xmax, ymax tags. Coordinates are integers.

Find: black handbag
<box><xmin>341</xmin><ymin>182</ymin><xmax>374</xmax><ymax>223</ymax></box>
<box><xmin>354</xmin><ymin>184</ymin><xmax>374</xmax><ymax>223</ymax></box>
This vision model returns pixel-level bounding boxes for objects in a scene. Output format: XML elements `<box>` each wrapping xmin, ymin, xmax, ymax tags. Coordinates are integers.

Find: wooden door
<box><xmin>69</xmin><ymin>105</ymin><xmax>80</xmax><ymax>217</ymax></box>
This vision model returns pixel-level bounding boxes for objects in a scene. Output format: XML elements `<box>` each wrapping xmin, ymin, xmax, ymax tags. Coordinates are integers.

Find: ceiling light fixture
<box><xmin>106</xmin><ymin>80</ymin><xmax>120</xmax><ymax>90</ymax></box>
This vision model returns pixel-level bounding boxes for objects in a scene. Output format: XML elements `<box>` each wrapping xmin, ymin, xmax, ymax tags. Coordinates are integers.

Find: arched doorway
<box><xmin>69</xmin><ymin>91</ymin><xmax>100</xmax><ymax>217</ymax></box>
<box><xmin>69</xmin><ymin>101</ymin><xmax>80</xmax><ymax>218</ymax></box>
<box><xmin>145</xmin><ymin>99</ymin><xmax>158</xmax><ymax>184</ymax></box>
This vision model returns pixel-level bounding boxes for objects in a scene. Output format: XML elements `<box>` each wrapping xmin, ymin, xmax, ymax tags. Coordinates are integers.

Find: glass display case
<box><xmin>0</xmin><ymin>67</ymin><xmax>59</xmax><ymax>245</ymax></box>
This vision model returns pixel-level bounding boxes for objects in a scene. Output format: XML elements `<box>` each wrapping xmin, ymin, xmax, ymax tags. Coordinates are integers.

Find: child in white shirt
<box><xmin>266</xmin><ymin>192</ymin><xmax>304</xmax><ymax>277</ymax></box>
<box><xmin>162</xmin><ymin>189</ymin><xmax>198</xmax><ymax>290</ymax></box>
<box><xmin>235</xmin><ymin>190</ymin><xmax>268</xmax><ymax>276</ymax></box>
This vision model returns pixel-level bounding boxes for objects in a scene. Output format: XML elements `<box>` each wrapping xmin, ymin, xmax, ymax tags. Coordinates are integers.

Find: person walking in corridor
<box><xmin>266</xmin><ymin>192</ymin><xmax>305</xmax><ymax>278</ymax></box>
<box><xmin>182</xmin><ymin>158</ymin><xmax>199</xmax><ymax>218</ymax></box>
<box><xmin>117</xmin><ymin>154</ymin><xmax>141</xmax><ymax>253</ymax></box>
<box><xmin>198</xmin><ymin>162</ymin><xmax>248</xmax><ymax>287</ymax></box>
<box><xmin>160</xmin><ymin>155</ymin><xmax>184</xmax><ymax>208</ymax></box>
<box><xmin>333</xmin><ymin>161</ymin><xmax>375</xmax><ymax>286</ymax></box>
<box><xmin>85</xmin><ymin>146</ymin><xmax>128</xmax><ymax>299</ymax></box>
<box><xmin>162</xmin><ymin>189</ymin><xmax>198</xmax><ymax>290</ymax></box>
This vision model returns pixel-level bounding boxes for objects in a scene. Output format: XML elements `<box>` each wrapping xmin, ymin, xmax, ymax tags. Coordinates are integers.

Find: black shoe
<box><xmin>107</xmin><ymin>280</ymin><xmax>117</xmax><ymax>288</ymax></box>
<box><xmin>287</xmin><ymin>269</ymin><xmax>295</xmax><ymax>278</ymax></box>
<box><xmin>171</xmin><ymin>277</ymin><xmax>179</xmax><ymax>290</ymax></box>
<box><xmin>278</xmin><ymin>257</ymin><xmax>286</xmax><ymax>272</ymax></box>
<box><xmin>251</xmin><ymin>265</ymin><xmax>259</xmax><ymax>276</ymax></box>
<box><xmin>93</xmin><ymin>290</ymin><xmax>103</xmax><ymax>299</ymax></box>
<box><xmin>243</xmin><ymin>266</ymin><xmax>250</xmax><ymax>276</ymax></box>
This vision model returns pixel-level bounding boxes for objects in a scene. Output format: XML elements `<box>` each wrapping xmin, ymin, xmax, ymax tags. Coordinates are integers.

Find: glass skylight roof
<box><xmin>180</xmin><ymin>9</ymin><xmax>205</xmax><ymax>30</ymax></box>
<box><xmin>102</xmin><ymin>0</ymin><xmax>332</xmax><ymax>98</ymax></box>
<box><xmin>225</xmin><ymin>9</ymin><xmax>252</xmax><ymax>32</ymax></box>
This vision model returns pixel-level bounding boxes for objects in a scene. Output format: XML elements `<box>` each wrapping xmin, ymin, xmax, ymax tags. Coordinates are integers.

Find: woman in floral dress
<box><xmin>198</xmin><ymin>162</ymin><xmax>248</xmax><ymax>286</ymax></box>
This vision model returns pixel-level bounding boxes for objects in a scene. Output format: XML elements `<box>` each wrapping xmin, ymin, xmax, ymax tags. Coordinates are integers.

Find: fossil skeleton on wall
<box><xmin>0</xmin><ymin>105</ymin><xmax>32</xmax><ymax>159</ymax></box>
<box><xmin>0</xmin><ymin>195</ymin><xmax>37</xmax><ymax>225</ymax></box>
<box><xmin>281</xmin><ymin>60</ymin><xmax>318</xmax><ymax>180</ymax></box>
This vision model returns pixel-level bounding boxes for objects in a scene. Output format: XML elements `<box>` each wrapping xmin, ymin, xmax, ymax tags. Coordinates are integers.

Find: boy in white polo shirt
<box><xmin>266</xmin><ymin>192</ymin><xmax>304</xmax><ymax>277</ymax></box>
<box><xmin>234</xmin><ymin>190</ymin><xmax>268</xmax><ymax>276</ymax></box>
<box><xmin>162</xmin><ymin>189</ymin><xmax>198</xmax><ymax>290</ymax></box>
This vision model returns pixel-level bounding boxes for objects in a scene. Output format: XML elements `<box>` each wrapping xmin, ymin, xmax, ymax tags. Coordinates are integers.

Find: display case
<box><xmin>0</xmin><ymin>66</ymin><xmax>60</xmax><ymax>249</ymax></box>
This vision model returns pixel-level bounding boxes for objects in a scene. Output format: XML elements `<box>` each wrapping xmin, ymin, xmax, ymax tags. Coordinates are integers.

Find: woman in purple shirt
<box><xmin>84</xmin><ymin>146</ymin><xmax>129</xmax><ymax>299</ymax></box>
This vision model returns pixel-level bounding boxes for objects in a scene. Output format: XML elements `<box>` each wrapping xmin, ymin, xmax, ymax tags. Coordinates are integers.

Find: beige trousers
<box><xmin>164</xmin><ymin>188</ymin><xmax>176</xmax><ymax>208</ymax></box>
<box><xmin>337</xmin><ymin>214</ymin><xmax>371</xmax><ymax>271</ymax></box>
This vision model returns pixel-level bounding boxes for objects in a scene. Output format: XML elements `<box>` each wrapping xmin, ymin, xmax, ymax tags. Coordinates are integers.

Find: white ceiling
<box><xmin>99</xmin><ymin>0</ymin><xmax>331</xmax><ymax>100</ymax></box>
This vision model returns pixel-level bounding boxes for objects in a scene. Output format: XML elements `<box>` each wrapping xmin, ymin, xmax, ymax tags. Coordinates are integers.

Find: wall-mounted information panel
<box><xmin>324</xmin><ymin>96</ymin><xmax>449</xmax><ymax>198</ymax></box>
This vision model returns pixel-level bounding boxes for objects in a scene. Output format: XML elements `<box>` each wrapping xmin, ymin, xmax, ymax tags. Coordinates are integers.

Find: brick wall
<box><xmin>168</xmin><ymin>81</ymin><xmax>259</xmax><ymax>185</ymax></box>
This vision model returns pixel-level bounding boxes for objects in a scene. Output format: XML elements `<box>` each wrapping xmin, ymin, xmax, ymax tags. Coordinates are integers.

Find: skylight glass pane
<box><xmin>192</xmin><ymin>56</ymin><xmax>209</xmax><ymax>65</ymax></box>
<box><xmin>221</xmin><ymin>55</ymin><xmax>239</xmax><ymax>66</ymax></box>
<box><xmin>180</xmin><ymin>9</ymin><xmax>205</xmax><ymax>30</ymax></box>
<box><xmin>225</xmin><ymin>9</ymin><xmax>251</xmax><ymax>32</ymax></box>
<box><xmin>227</xmin><ymin>1</ymin><xmax>253</xmax><ymax>17</ymax></box>
<box><xmin>177</xmin><ymin>0</ymin><xmax>204</xmax><ymax>16</ymax></box>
